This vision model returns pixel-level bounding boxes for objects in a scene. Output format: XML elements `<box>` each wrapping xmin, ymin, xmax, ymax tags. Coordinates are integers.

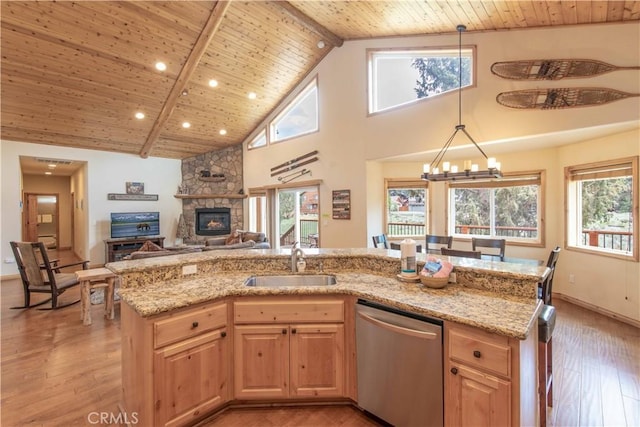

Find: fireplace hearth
<box><xmin>195</xmin><ymin>208</ymin><xmax>231</xmax><ymax>236</ymax></box>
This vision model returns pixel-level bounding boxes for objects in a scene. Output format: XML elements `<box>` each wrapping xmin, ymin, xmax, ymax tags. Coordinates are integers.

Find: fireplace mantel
<box><xmin>174</xmin><ymin>194</ymin><xmax>247</xmax><ymax>199</ymax></box>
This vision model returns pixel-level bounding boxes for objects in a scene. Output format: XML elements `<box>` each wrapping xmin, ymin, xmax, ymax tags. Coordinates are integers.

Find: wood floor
<box><xmin>1</xmin><ymin>249</ymin><xmax>638</xmax><ymax>427</ymax></box>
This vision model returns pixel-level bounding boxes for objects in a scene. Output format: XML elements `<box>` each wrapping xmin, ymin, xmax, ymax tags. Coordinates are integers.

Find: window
<box><xmin>248</xmin><ymin>129</ymin><xmax>266</xmax><ymax>150</ymax></box>
<box><xmin>566</xmin><ymin>157</ymin><xmax>638</xmax><ymax>260</ymax></box>
<box><xmin>271</xmin><ymin>78</ymin><xmax>318</xmax><ymax>143</ymax></box>
<box><xmin>448</xmin><ymin>172</ymin><xmax>544</xmax><ymax>244</ymax></box>
<box><xmin>385</xmin><ymin>179</ymin><xmax>427</xmax><ymax>238</ymax></box>
<box><xmin>368</xmin><ymin>47</ymin><xmax>474</xmax><ymax>114</ymax></box>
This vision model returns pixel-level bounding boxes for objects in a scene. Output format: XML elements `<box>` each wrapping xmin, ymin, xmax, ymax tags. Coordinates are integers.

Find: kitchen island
<box><xmin>109</xmin><ymin>248</ymin><xmax>547</xmax><ymax>427</ymax></box>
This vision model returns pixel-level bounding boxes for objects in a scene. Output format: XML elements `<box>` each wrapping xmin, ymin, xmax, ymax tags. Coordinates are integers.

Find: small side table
<box><xmin>75</xmin><ymin>268</ymin><xmax>117</xmax><ymax>326</ymax></box>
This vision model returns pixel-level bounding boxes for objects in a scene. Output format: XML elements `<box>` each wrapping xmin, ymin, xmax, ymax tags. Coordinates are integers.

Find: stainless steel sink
<box><xmin>244</xmin><ymin>274</ymin><xmax>337</xmax><ymax>287</ymax></box>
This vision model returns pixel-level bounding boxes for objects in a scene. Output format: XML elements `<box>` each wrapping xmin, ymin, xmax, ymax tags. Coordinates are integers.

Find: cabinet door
<box><xmin>154</xmin><ymin>329</ymin><xmax>228</xmax><ymax>427</ymax></box>
<box><xmin>290</xmin><ymin>324</ymin><xmax>345</xmax><ymax>398</ymax></box>
<box><xmin>446</xmin><ymin>364</ymin><xmax>511</xmax><ymax>427</ymax></box>
<box><xmin>234</xmin><ymin>324</ymin><xmax>289</xmax><ymax>399</ymax></box>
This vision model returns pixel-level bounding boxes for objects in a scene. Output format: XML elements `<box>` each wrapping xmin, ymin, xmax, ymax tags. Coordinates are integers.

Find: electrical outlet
<box><xmin>182</xmin><ymin>264</ymin><xmax>197</xmax><ymax>275</ymax></box>
<box><xmin>449</xmin><ymin>272</ymin><xmax>457</xmax><ymax>283</ymax></box>
<box><xmin>4</xmin><ymin>257</ymin><xmax>15</xmax><ymax>264</ymax></box>
<box><xmin>569</xmin><ymin>274</ymin><xmax>575</xmax><ymax>284</ymax></box>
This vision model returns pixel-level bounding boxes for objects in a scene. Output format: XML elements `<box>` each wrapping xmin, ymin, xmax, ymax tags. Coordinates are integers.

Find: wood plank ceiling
<box><xmin>2</xmin><ymin>1</ymin><xmax>639</xmax><ymax>160</ymax></box>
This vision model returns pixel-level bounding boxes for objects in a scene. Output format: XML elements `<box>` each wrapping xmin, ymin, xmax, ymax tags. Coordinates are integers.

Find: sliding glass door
<box><xmin>277</xmin><ymin>186</ymin><xmax>319</xmax><ymax>249</ymax></box>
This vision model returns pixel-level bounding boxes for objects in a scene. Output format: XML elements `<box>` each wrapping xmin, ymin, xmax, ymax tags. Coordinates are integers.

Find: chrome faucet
<box><xmin>291</xmin><ymin>241</ymin><xmax>305</xmax><ymax>273</ymax></box>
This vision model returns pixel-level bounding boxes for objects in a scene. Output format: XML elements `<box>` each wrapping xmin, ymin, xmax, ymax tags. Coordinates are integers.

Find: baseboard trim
<box><xmin>554</xmin><ymin>292</ymin><xmax>640</xmax><ymax>329</ymax></box>
<box><xmin>1</xmin><ymin>274</ymin><xmax>21</xmax><ymax>282</ymax></box>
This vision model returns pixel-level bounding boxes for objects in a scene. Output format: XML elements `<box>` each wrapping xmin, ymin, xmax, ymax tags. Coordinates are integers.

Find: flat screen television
<box><xmin>110</xmin><ymin>212</ymin><xmax>160</xmax><ymax>239</ymax></box>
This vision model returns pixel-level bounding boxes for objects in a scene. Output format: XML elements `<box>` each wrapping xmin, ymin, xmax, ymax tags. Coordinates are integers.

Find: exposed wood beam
<box><xmin>139</xmin><ymin>1</ymin><xmax>231</xmax><ymax>158</ymax></box>
<box><xmin>276</xmin><ymin>2</ymin><xmax>344</xmax><ymax>48</ymax></box>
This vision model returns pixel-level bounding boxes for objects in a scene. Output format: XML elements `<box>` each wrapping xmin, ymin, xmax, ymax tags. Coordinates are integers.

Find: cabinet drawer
<box><xmin>154</xmin><ymin>303</ymin><xmax>227</xmax><ymax>349</ymax></box>
<box><xmin>449</xmin><ymin>328</ymin><xmax>511</xmax><ymax>377</ymax></box>
<box><xmin>234</xmin><ymin>299</ymin><xmax>344</xmax><ymax>324</ymax></box>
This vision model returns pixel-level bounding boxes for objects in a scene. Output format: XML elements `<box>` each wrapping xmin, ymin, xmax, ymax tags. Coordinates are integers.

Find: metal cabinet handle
<box><xmin>292</xmin><ymin>328</ymin><xmax>297</xmax><ymax>334</ymax></box>
<box><xmin>473</xmin><ymin>350</ymin><xmax>481</xmax><ymax>358</ymax></box>
<box><xmin>282</xmin><ymin>328</ymin><xmax>287</xmax><ymax>334</ymax></box>
<box><xmin>451</xmin><ymin>367</ymin><xmax>458</xmax><ymax>375</ymax></box>
<box><xmin>221</xmin><ymin>331</ymin><xmax>227</xmax><ymax>338</ymax></box>
<box><xmin>191</xmin><ymin>321</ymin><xmax>199</xmax><ymax>328</ymax></box>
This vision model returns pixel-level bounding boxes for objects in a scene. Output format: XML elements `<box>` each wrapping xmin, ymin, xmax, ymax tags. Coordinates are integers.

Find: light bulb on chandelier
<box><xmin>420</xmin><ymin>25</ymin><xmax>502</xmax><ymax>182</ymax></box>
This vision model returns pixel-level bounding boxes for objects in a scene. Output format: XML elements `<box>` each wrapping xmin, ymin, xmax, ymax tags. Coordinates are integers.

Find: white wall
<box><xmin>1</xmin><ymin>140</ymin><xmax>182</xmax><ymax>275</ymax></box>
<box><xmin>243</xmin><ymin>22</ymin><xmax>639</xmax><ymax>322</ymax></box>
<box><xmin>245</xmin><ymin>22</ymin><xmax>639</xmax><ymax>246</ymax></box>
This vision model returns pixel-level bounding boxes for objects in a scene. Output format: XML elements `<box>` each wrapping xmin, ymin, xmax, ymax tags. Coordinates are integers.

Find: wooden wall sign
<box><xmin>496</xmin><ymin>87</ymin><xmax>639</xmax><ymax>110</ymax></box>
<box><xmin>107</xmin><ymin>193</ymin><xmax>159</xmax><ymax>201</ymax></box>
<box><xmin>332</xmin><ymin>190</ymin><xmax>351</xmax><ymax>220</ymax></box>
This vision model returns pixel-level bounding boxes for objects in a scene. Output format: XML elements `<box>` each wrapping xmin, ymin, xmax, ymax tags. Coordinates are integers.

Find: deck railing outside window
<box><xmin>582</xmin><ymin>229</ymin><xmax>633</xmax><ymax>252</ymax></box>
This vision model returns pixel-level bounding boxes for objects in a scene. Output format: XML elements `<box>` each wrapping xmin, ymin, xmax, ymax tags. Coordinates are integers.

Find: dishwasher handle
<box><xmin>357</xmin><ymin>311</ymin><xmax>438</xmax><ymax>340</ymax></box>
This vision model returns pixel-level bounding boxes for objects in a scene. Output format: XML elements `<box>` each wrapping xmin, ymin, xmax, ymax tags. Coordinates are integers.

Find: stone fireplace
<box><xmin>179</xmin><ymin>145</ymin><xmax>244</xmax><ymax>242</ymax></box>
<box><xmin>195</xmin><ymin>208</ymin><xmax>231</xmax><ymax>236</ymax></box>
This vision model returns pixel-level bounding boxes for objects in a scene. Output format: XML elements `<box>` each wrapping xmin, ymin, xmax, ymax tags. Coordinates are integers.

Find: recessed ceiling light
<box><xmin>45</xmin><ymin>171</ymin><xmax>52</xmax><ymax>175</ymax></box>
<box><xmin>248</xmin><ymin>92</ymin><xmax>257</xmax><ymax>100</ymax></box>
<box><xmin>208</xmin><ymin>79</ymin><xmax>218</xmax><ymax>87</ymax></box>
<box><xmin>155</xmin><ymin>61</ymin><xmax>167</xmax><ymax>71</ymax></box>
<box><xmin>48</xmin><ymin>164</ymin><xmax>57</xmax><ymax>168</ymax></box>
<box><xmin>182</xmin><ymin>122</ymin><xmax>191</xmax><ymax>129</ymax></box>
<box><xmin>219</xmin><ymin>129</ymin><xmax>227</xmax><ymax>135</ymax></box>
<box><xmin>135</xmin><ymin>112</ymin><xmax>145</xmax><ymax>120</ymax></box>
<box><xmin>181</xmin><ymin>89</ymin><xmax>189</xmax><ymax>96</ymax></box>
<box><xmin>317</xmin><ymin>40</ymin><xmax>326</xmax><ymax>49</ymax></box>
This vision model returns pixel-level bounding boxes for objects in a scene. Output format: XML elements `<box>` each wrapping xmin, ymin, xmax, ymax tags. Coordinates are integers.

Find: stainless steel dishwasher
<box><xmin>356</xmin><ymin>299</ymin><xmax>443</xmax><ymax>427</ymax></box>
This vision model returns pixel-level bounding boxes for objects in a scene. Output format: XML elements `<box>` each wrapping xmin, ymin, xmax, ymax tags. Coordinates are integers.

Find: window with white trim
<box><xmin>270</xmin><ymin>78</ymin><xmax>318</xmax><ymax>143</ymax></box>
<box><xmin>448</xmin><ymin>171</ymin><xmax>544</xmax><ymax>244</ymax></box>
<box><xmin>385</xmin><ymin>179</ymin><xmax>428</xmax><ymax>238</ymax></box>
<box><xmin>368</xmin><ymin>47</ymin><xmax>474</xmax><ymax>114</ymax></box>
<box><xmin>248</xmin><ymin>129</ymin><xmax>267</xmax><ymax>150</ymax></box>
<box><xmin>565</xmin><ymin>157</ymin><xmax>637</xmax><ymax>260</ymax></box>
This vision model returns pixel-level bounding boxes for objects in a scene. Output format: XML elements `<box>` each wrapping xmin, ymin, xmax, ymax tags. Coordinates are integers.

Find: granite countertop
<box><xmin>118</xmin><ymin>269</ymin><xmax>542</xmax><ymax>340</ymax></box>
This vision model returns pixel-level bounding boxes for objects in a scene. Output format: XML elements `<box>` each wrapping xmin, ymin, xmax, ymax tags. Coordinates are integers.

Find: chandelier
<box><xmin>421</xmin><ymin>25</ymin><xmax>502</xmax><ymax>182</ymax></box>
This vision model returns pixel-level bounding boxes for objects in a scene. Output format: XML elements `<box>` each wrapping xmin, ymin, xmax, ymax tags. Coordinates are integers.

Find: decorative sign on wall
<box><xmin>107</xmin><ymin>193</ymin><xmax>159</xmax><ymax>201</ymax></box>
<box><xmin>332</xmin><ymin>190</ymin><xmax>351</xmax><ymax>220</ymax></box>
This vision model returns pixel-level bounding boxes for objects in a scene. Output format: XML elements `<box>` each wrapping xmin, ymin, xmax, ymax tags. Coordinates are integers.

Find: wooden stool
<box><xmin>75</xmin><ymin>268</ymin><xmax>117</xmax><ymax>326</ymax></box>
<box><xmin>538</xmin><ymin>304</ymin><xmax>556</xmax><ymax>427</ymax></box>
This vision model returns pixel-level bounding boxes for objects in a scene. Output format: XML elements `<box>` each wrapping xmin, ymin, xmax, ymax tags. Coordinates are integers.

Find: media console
<box><xmin>104</xmin><ymin>236</ymin><xmax>165</xmax><ymax>263</ymax></box>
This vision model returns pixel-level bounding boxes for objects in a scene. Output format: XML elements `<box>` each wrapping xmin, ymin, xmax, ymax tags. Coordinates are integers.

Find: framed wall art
<box><xmin>332</xmin><ymin>189</ymin><xmax>351</xmax><ymax>220</ymax></box>
<box><xmin>126</xmin><ymin>182</ymin><xmax>145</xmax><ymax>194</ymax></box>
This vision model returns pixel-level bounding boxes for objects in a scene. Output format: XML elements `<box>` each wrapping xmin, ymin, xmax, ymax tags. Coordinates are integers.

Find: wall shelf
<box><xmin>174</xmin><ymin>194</ymin><xmax>247</xmax><ymax>199</ymax></box>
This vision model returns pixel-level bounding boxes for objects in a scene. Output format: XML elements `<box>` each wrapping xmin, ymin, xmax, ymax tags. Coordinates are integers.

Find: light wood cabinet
<box><xmin>155</xmin><ymin>330</ymin><xmax>228</xmax><ymax>427</ymax></box>
<box><xmin>233</xmin><ymin>297</ymin><xmax>346</xmax><ymax>400</ymax></box>
<box><xmin>121</xmin><ymin>301</ymin><xmax>230</xmax><ymax>427</ymax></box>
<box><xmin>444</xmin><ymin>321</ymin><xmax>537</xmax><ymax>427</ymax></box>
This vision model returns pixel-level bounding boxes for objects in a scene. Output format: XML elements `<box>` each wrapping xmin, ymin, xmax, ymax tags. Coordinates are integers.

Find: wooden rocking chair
<box><xmin>10</xmin><ymin>241</ymin><xmax>89</xmax><ymax>309</ymax></box>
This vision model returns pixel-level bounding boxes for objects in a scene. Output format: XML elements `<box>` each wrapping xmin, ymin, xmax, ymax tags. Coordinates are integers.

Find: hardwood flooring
<box><xmin>1</xmin><ymin>249</ymin><xmax>638</xmax><ymax>426</ymax></box>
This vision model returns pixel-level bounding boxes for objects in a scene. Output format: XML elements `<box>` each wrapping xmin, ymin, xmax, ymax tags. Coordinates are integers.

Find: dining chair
<box><xmin>537</xmin><ymin>246</ymin><xmax>560</xmax><ymax>427</ymax></box>
<box><xmin>389</xmin><ymin>242</ymin><xmax>423</xmax><ymax>253</ymax></box>
<box><xmin>539</xmin><ymin>246</ymin><xmax>561</xmax><ymax>305</ymax></box>
<box><xmin>471</xmin><ymin>237</ymin><xmax>506</xmax><ymax>261</ymax></box>
<box><xmin>441</xmin><ymin>247</ymin><xmax>482</xmax><ymax>259</ymax></box>
<box><xmin>371</xmin><ymin>234</ymin><xmax>389</xmax><ymax>249</ymax></box>
<box><xmin>10</xmin><ymin>241</ymin><xmax>89</xmax><ymax>309</ymax></box>
<box><xmin>425</xmin><ymin>234</ymin><xmax>453</xmax><ymax>253</ymax></box>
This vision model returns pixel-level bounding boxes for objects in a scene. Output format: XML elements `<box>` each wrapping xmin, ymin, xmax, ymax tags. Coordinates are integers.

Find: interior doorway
<box><xmin>23</xmin><ymin>193</ymin><xmax>60</xmax><ymax>249</ymax></box>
